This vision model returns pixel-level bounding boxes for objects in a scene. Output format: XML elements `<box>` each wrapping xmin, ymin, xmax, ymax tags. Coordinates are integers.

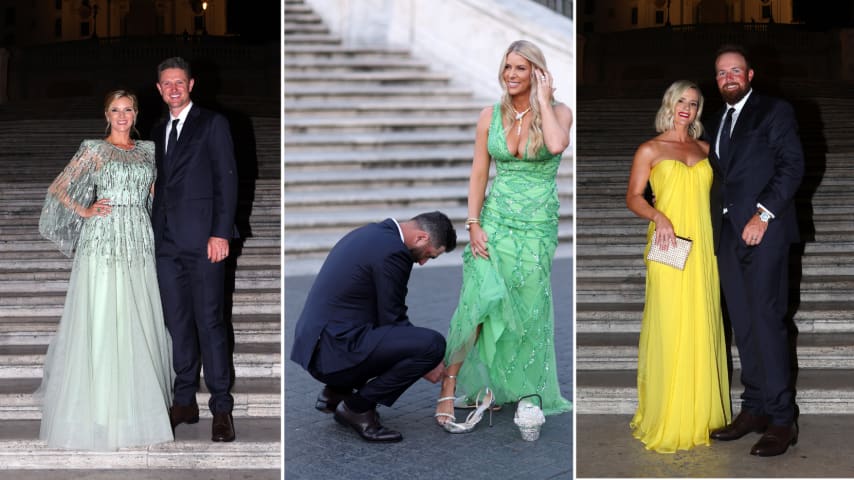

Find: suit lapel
<box><xmin>173</xmin><ymin>106</ymin><xmax>200</xmax><ymax>159</ymax></box>
<box><xmin>728</xmin><ymin>93</ymin><xmax>761</xmax><ymax>154</ymax></box>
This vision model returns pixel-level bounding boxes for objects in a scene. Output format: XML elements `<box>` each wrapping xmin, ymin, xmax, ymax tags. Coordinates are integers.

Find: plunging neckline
<box><xmin>500</xmin><ymin>109</ymin><xmax>530</xmax><ymax>160</ymax></box>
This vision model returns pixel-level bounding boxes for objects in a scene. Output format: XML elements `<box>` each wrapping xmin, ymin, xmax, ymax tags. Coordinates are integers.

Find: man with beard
<box><xmin>707</xmin><ymin>44</ymin><xmax>804</xmax><ymax>456</ymax></box>
<box><xmin>290</xmin><ymin>211</ymin><xmax>456</xmax><ymax>442</ymax></box>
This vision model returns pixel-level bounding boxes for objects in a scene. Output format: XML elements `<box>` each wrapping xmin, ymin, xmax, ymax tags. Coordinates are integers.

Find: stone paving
<box><xmin>283</xmin><ymin>259</ymin><xmax>573</xmax><ymax>479</ymax></box>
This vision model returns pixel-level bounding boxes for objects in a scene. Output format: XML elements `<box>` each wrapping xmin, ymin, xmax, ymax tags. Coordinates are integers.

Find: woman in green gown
<box><xmin>37</xmin><ymin>90</ymin><xmax>173</xmax><ymax>450</ymax></box>
<box><xmin>434</xmin><ymin>40</ymin><xmax>573</xmax><ymax>432</ymax></box>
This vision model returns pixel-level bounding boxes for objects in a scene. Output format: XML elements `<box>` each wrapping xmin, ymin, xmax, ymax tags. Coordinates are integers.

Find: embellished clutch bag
<box><xmin>646</xmin><ymin>231</ymin><xmax>692</xmax><ymax>270</ymax></box>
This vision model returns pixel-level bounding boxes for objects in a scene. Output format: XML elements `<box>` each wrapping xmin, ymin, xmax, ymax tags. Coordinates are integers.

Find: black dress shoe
<box><xmin>750</xmin><ymin>424</ymin><xmax>797</xmax><ymax>456</ymax></box>
<box><xmin>333</xmin><ymin>402</ymin><xmax>402</xmax><ymax>443</ymax></box>
<box><xmin>316</xmin><ymin>386</ymin><xmax>352</xmax><ymax>413</ymax></box>
<box><xmin>710</xmin><ymin>410</ymin><xmax>770</xmax><ymax>441</ymax></box>
<box><xmin>212</xmin><ymin>412</ymin><xmax>236</xmax><ymax>442</ymax></box>
<box><xmin>170</xmin><ymin>403</ymin><xmax>200</xmax><ymax>430</ymax></box>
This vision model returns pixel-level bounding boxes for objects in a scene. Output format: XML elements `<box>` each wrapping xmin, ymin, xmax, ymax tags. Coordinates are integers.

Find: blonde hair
<box><xmin>103</xmin><ymin>89</ymin><xmax>140</xmax><ymax>137</ymax></box>
<box><xmin>498</xmin><ymin>40</ymin><xmax>553</xmax><ymax>159</ymax></box>
<box><xmin>655</xmin><ymin>80</ymin><xmax>704</xmax><ymax>139</ymax></box>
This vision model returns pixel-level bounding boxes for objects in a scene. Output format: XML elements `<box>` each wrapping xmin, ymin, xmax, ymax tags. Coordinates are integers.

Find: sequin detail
<box><xmin>444</xmin><ymin>104</ymin><xmax>571</xmax><ymax>415</ymax></box>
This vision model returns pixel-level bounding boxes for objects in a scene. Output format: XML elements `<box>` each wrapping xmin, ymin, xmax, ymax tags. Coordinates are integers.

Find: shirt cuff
<box><xmin>756</xmin><ymin>203</ymin><xmax>775</xmax><ymax>219</ymax></box>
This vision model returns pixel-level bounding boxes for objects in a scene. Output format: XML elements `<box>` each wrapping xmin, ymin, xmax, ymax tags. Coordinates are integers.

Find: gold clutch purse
<box><xmin>646</xmin><ymin>231</ymin><xmax>692</xmax><ymax>270</ymax></box>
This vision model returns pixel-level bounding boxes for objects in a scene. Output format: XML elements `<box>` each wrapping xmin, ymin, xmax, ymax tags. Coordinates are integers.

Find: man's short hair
<box><xmin>411</xmin><ymin>211</ymin><xmax>457</xmax><ymax>252</ymax></box>
<box><xmin>157</xmin><ymin>57</ymin><xmax>193</xmax><ymax>79</ymax></box>
<box><xmin>715</xmin><ymin>44</ymin><xmax>751</xmax><ymax>70</ymax></box>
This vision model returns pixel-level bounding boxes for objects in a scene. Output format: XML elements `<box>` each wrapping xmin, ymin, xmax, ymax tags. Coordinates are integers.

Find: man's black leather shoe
<box><xmin>211</xmin><ymin>412</ymin><xmax>236</xmax><ymax>442</ymax></box>
<box><xmin>750</xmin><ymin>424</ymin><xmax>797</xmax><ymax>456</ymax></box>
<box><xmin>316</xmin><ymin>386</ymin><xmax>351</xmax><ymax>413</ymax></box>
<box><xmin>710</xmin><ymin>410</ymin><xmax>770</xmax><ymax>441</ymax></box>
<box><xmin>170</xmin><ymin>403</ymin><xmax>200</xmax><ymax>430</ymax></box>
<box><xmin>333</xmin><ymin>402</ymin><xmax>402</xmax><ymax>443</ymax></box>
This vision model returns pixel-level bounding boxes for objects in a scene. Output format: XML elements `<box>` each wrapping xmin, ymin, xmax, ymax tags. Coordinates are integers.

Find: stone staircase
<box><xmin>575</xmin><ymin>93</ymin><xmax>854</xmax><ymax>414</ymax></box>
<box><xmin>284</xmin><ymin>0</ymin><xmax>574</xmax><ymax>276</ymax></box>
<box><xmin>0</xmin><ymin>99</ymin><xmax>281</xmax><ymax>473</ymax></box>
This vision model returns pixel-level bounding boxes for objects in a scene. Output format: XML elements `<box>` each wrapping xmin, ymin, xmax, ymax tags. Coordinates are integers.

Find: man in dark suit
<box><xmin>151</xmin><ymin>57</ymin><xmax>239</xmax><ymax>442</ymax></box>
<box><xmin>707</xmin><ymin>45</ymin><xmax>804</xmax><ymax>456</ymax></box>
<box><xmin>291</xmin><ymin>212</ymin><xmax>457</xmax><ymax>442</ymax></box>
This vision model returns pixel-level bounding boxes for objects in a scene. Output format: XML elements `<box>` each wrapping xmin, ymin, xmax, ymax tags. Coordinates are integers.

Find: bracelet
<box><xmin>465</xmin><ymin>218</ymin><xmax>480</xmax><ymax>225</ymax></box>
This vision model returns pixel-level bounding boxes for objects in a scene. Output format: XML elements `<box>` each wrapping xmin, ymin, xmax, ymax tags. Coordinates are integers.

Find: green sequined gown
<box><xmin>37</xmin><ymin>140</ymin><xmax>173</xmax><ymax>450</ymax></box>
<box><xmin>444</xmin><ymin>104</ymin><xmax>572</xmax><ymax>415</ymax></box>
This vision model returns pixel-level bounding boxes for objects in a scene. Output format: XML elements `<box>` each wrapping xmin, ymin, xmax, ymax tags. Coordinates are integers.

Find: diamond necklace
<box><xmin>512</xmin><ymin>106</ymin><xmax>531</xmax><ymax>135</ymax></box>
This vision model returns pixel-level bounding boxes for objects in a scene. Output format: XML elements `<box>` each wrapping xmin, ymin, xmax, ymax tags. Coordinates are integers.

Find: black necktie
<box><xmin>166</xmin><ymin>119</ymin><xmax>179</xmax><ymax>157</ymax></box>
<box><xmin>718</xmin><ymin>107</ymin><xmax>735</xmax><ymax>167</ymax></box>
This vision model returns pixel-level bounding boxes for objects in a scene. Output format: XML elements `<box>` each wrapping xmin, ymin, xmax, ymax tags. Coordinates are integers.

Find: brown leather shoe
<box><xmin>333</xmin><ymin>402</ymin><xmax>402</xmax><ymax>443</ymax></box>
<box><xmin>212</xmin><ymin>412</ymin><xmax>236</xmax><ymax>442</ymax></box>
<box><xmin>315</xmin><ymin>386</ymin><xmax>352</xmax><ymax>413</ymax></box>
<box><xmin>710</xmin><ymin>410</ymin><xmax>770</xmax><ymax>441</ymax></box>
<box><xmin>170</xmin><ymin>403</ymin><xmax>200</xmax><ymax>430</ymax></box>
<box><xmin>750</xmin><ymin>424</ymin><xmax>797</xmax><ymax>456</ymax></box>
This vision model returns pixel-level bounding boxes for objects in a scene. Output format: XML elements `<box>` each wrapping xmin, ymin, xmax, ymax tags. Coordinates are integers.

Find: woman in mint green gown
<box><xmin>435</xmin><ymin>41</ymin><xmax>573</xmax><ymax>430</ymax></box>
<box><xmin>37</xmin><ymin>90</ymin><xmax>173</xmax><ymax>450</ymax></box>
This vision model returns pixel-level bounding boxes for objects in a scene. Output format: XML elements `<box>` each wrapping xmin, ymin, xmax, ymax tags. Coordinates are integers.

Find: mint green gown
<box><xmin>444</xmin><ymin>105</ymin><xmax>572</xmax><ymax>415</ymax></box>
<box><xmin>37</xmin><ymin>140</ymin><xmax>173</xmax><ymax>450</ymax></box>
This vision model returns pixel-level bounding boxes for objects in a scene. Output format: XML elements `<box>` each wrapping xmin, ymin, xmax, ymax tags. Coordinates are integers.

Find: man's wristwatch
<box><xmin>756</xmin><ymin>210</ymin><xmax>772</xmax><ymax>223</ymax></box>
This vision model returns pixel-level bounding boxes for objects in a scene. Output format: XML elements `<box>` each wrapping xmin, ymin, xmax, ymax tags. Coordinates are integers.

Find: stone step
<box><xmin>576</xmin><ymin>301</ymin><xmax>854</xmax><ymax>334</ymax></box>
<box><xmin>284</xmin><ymin>146</ymin><xmax>474</xmax><ymax>169</ymax></box>
<box><xmin>576</xmin><ymin>332</ymin><xmax>854</xmax><ymax>370</ymax></box>
<box><xmin>284</xmin><ymin>242</ymin><xmax>575</xmax><ymax>278</ymax></box>
<box><xmin>576</xmin><ymin>252</ymin><xmax>854</xmax><ymax>277</ymax></box>
<box><xmin>0</xmin><ymin>343</ymin><xmax>280</xmax><ymax>379</ymax></box>
<box><xmin>283</xmin><ymin>57</ymin><xmax>430</xmax><ymax>73</ymax></box>
<box><xmin>285</xmin><ymin>163</ymin><xmax>574</xmax><ymax>190</ymax></box>
<box><xmin>283</xmin><ymin>45</ymin><xmax>411</xmax><ymax>59</ymax></box>
<box><xmin>576</xmin><ymin>368</ymin><xmax>854</xmax><ymax>414</ymax></box>
<box><xmin>285</xmin><ymin>219</ymin><xmax>575</xmax><ymax>255</ymax></box>
<box><xmin>0</xmin><ymin>313</ymin><xmax>280</xmax><ymax>345</ymax></box>
<box><xmin>0</xmin><ymin>377</ymin><xmax>280</xmax><ymax>420</ymax></box>
<box><xmin>284</xmin><ymin>70</ymin><xmax>451</xmax><ymax>88</ymax></box>
<box><xmin>283</xmin><ymin>24</ymin><xmax>331</xmax><ymax>36</ymax></box>
<box><xmin>284</xmin><ymin>182</ymin><xmax>573</xmax><ymax>208</ymax></box>
<box><xmin>282</xmin><ymin>33</ymin><xmax>342</xmax><ymax>45</ymax></box>
<box><xmin>576</xmin><ymin>275</ymin><xmax>854</xmax><ymax>303</ymax></box>
<box><xmin>284</xmin><ymin>130</ymin><xmax>475</xmax><ymax>152</ymax></box>
<box><xmin>284</xmin><ymin>84</ymin><xmax>476</xmax><ymax>102</ymax></box>
<box><xmin>0</xmin><ymin>288</ymin><xmax>280</xmax><ymax>308</ymax></box>
<box><xmin>0</xmin><ymin>417</ymin><xmax>279</xmax><ymax>469</ymax></box>
<box><xmin>285</xmin><ymin>114</ymin><xmax>477</xmax><ymax>134</ymax></box>
<box><xmin>284</xmin><ymin>99</ymin><xmax>485</xmax><ymax>117</ymax></box>
<box><xmin>284</xmin><ymin>202</ymin><xmax>573</xmax><ymax>232</ymax></box>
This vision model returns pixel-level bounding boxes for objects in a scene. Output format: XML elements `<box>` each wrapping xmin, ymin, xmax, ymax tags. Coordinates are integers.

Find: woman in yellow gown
<box><xmin>625</xmin><ymin>80</ymin><xmax>731</xmax><ymax>453</ymax></box>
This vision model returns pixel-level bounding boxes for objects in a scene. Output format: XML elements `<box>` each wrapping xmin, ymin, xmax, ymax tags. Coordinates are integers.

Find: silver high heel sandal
<box><xmin>442</xmin><ymin>387</ymin><xmax>495</xmax><ymax>434</ymax></box>
<box><xmin>434</xmin><ymin>374</ymin><xmax>458</xmax><ymax>426</ymax></box>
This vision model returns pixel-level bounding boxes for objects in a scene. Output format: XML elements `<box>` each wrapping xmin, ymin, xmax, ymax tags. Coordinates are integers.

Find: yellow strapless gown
<box><xmin>630</xmin><ymin>158</ymin><xmax>731</xmax><ymax>453</ymax></box>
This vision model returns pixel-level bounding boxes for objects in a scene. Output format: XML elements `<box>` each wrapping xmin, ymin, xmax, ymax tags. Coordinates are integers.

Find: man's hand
<box><xmin>207</xmin><ymin>236</ymin><xmax>230</xmax><ymax>263</ymax></box>
<box><xmin>422</xmin><ymin>363</ymin><xmax>445</xmax><ymax>384</ymax></box>
<box><xmin>742</xmin><ymin>215</ymin><xmax>769</xmax><ymax>246</ymax></box>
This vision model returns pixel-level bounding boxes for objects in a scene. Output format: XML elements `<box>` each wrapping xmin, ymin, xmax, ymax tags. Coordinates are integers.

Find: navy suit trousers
<box><xmin>156</xmin><ymin>222</ymin><xmax>234</xmax><ymax>414</ymax></box>
<box><xmin>310</xmin><ymin>325</ymin><xmax>445</xmax><ymax>407</ymax></box>
<box><xmin>718</xmin><ymin>220</ymin><xmax>795</xmax><ymax>425</ymax></box>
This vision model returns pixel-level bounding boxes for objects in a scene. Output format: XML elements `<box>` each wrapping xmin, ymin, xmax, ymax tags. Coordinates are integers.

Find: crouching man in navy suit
<box><xmin>291</xmin><ymin>212</ymin><xmax>457</xmax><ymax>442</ymax></box>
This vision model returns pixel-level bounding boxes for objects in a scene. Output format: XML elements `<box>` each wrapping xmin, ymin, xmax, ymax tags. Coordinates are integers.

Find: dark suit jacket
<box><xmin>151</xmin><ymin>104</ymin><xmax>238</xmax><ymax>251</ymax></box>
<box><xmin>708</xmin><ymin>92</ymin><xmax>804</xmax><ymax>251</ymax></box>
<box><xmin>290</xmin><ymin>219</ymin><xmax>416</xmax><ymax>375</ymax></box>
